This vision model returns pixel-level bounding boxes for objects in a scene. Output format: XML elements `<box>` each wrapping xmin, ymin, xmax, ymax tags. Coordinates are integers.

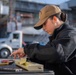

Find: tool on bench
<box><xmin>0</xmin><ymin>59</ymin><xmax>14</xmax><ymax>66</ymax></box>
<box><xmin>15</xmin><ymin>58</ymin><xmax>44</xmax><ymax>72</ymax></box>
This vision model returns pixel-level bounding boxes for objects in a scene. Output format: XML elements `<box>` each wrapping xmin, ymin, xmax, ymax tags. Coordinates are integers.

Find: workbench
<box><xmin>0</xmin><ymin>59</ymin><xmax>55</xmax><ymax>75</ymax></box>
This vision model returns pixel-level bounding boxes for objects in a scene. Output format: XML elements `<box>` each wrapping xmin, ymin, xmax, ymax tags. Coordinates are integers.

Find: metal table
<box><xmin>0</xmin><ymin>60</ymin><xmax>54</xmax><ymax>75</ymax></box>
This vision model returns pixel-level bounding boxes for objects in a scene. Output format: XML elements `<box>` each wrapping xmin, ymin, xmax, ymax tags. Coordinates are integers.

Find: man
<box><xmin>11</xmin><ymin>5</ymin><xmax>76</xmax><ymax>75</ymax></box>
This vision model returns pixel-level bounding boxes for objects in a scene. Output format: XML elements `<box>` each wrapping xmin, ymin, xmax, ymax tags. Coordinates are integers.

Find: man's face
<box><xmin>42</xmin><ymin>18</ymin><xmax>56</xmax><ymax>35</ymax></box>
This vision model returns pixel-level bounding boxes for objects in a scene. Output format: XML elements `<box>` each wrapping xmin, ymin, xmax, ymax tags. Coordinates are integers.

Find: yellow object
<box><xmin>0</xmin><ymin>63</ymin><xmax>9</xmax><ymax>66</ymax></box>
<box><xmin>19</xmin><ymin>58</ymin><xmax>26</xmax><ymax>65</ymax></box>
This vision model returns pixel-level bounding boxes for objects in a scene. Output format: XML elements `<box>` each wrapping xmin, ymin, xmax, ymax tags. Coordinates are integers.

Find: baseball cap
<box><xmin>34</xmin><ymin>5</ymin><xmax>61</xmax><ymax>30</ymax></box>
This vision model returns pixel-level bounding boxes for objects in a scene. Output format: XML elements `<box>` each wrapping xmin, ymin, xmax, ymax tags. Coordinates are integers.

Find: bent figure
<box><xmin>11</xmin><ymin>5</ymin><xmax>76</xmax><ymax>75</ymax></box>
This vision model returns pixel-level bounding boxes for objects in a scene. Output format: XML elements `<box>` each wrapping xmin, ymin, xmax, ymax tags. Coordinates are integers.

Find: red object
<box><xmin>1</xmin><ymin>60</ymin><xmax>9</xmax><ymax>63</ymax></box>
<box><xmin>1</xmin><ymin>59</ymin><xmax>14</xmax><ymax>64</ymax></box>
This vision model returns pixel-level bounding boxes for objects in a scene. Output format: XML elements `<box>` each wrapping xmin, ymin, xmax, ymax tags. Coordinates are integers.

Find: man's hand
<box><xmin>10</xmin><ymin>48</ymin><xmax>25</xmax><ymax>59</ymax></box>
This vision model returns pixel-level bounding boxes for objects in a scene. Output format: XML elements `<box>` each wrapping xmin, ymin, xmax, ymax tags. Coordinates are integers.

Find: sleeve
<box><xmin>24</xmin><ymin>30</ymin><xmax>76</xmax><ymax>63</ymax></box>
